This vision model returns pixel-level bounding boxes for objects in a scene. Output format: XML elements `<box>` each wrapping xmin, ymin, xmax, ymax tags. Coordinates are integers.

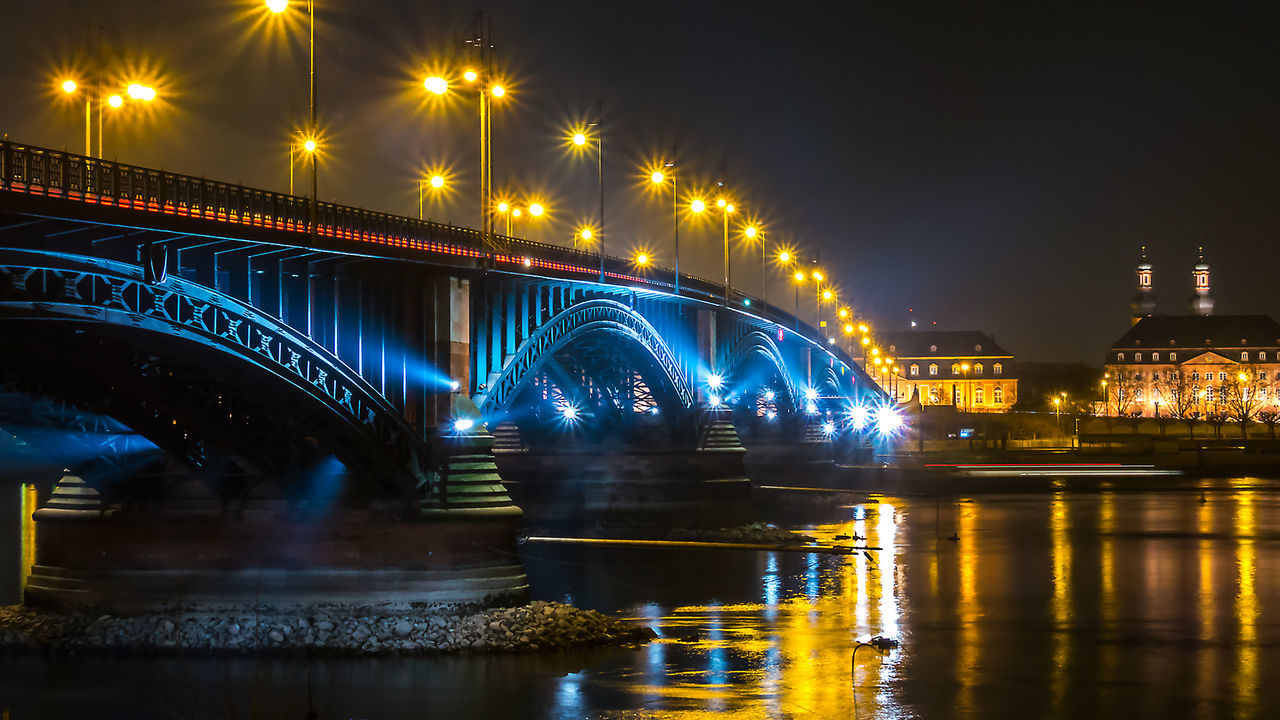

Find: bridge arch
<box><xmin>476</xmin><ymin>299</ymin><xmax>694</xmax><ymax>418</ymax></box>
<box><xmin>721</xmin><ymin>330</ymin><xmax>799</xmax><ymax>414</ymax></box>
<box><xmin>0</xmin><ymin>249</ymin><xmax>430</xmax><ymax>495</ymax></box>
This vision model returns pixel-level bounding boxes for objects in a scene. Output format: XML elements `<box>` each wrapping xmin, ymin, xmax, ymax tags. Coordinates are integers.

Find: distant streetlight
<box><xmin>418</xmin><ymin>173</ymin><xmax>447</xmax><ymax>219</ymax></box>
<box><xmin>566</xmin><ymin>109</ymin><xmax>604</xmax><ymax>281</ymax></box>
<box><xmin>288</xmin><ymin>134</ymin><xmax>319</xmax><ymax>196</ymax></box>
<box><xmin>650</xmin><ymin>159</ymin><xmax>681</xmax><ymax>293</ymax></box>
<box><xmin>635</xmin><ymin>252</ymin><xmax>649</xmax><ymax>266</ymax></box>
<box><xmin>716</xmin><ymin>197</ymin><xmax>735</xmax><ymax>305</ymax></box>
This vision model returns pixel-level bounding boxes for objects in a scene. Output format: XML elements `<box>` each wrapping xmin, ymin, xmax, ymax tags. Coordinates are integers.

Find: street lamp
<box><xmin>1054</xmin><ymin>396</ymin><xmax>1061</xmax><ymax>432</ymax></box>
<box><xmin>744</xmin><ymin>224</ymin><xmax>766</xmax><ymax>308</ymax></box>
<box><xmin>960</xmin><ymin>363</ymin><xmax>971</xmax><ymax>412</ymax></box>
<box><xmin>715</xmin><ymin>197</ymin><xmax>735</xmax><ymax>305</ymax></box>
<box><xmin>567</xmin><ymin>112</ymin><xmax>605</xmax><ymax>281</ymax></box>
<box><xmin>650</xmin><ymin>161</ymin><xmax>681</xmax><ymax>293</ymax></box>
<box><xmin>288</xmin><ymin>134</ymin><xmax>319</xmax><ymax>196</ymax></box>
<box><xmin>265</xmin><ymin>0</ymin><xmax>317</xmax><ymax>240</ymax></box>
<box><xmin>792</xmin><ymin>270</ymin><xmax>806</xmax><ymax>331</ymax></box>
<box><xmin>60</xmin><ymin>77</ymin><xmax>157</xmax><ymax>159</ymax></box>
<box><xmin>423</xmin><ymin>63</ymin><xmax>508</xmax><ymax>248</ymax></box>
<box><xmin>418</xmin><ymin>173</ymin><xmax>446</xmax><ymax>220</ymax></box>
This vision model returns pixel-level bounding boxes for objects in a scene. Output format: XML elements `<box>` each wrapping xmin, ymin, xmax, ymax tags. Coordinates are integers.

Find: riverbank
<box><xmin>0</xmin><ymin>600</ymin><xmax>655</xmax><ymax>656</ymax></box>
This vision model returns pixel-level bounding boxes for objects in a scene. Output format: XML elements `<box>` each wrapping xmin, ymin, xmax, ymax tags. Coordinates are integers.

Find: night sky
<box><xmin>3</xmin><ymin>1</ymin><xmax>1278</xmax><ymax>363</ymax></box>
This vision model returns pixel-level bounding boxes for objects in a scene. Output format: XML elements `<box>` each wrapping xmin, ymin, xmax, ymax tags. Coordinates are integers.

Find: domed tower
<box><xmin>1129</xmin><ymin>246</ymin><xmax>1156</xmax><ymax>325</ymax></box>
<box><xmin>1189</xmin><ymin>247</ymin><xmax>1214</xmax><ymax>316</ymax></box>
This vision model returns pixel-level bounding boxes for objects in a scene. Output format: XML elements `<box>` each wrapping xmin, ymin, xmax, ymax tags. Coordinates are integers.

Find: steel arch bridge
<box><xmin>0</xmin><ymin>139</ymin><xmax>886</xmax><ymax>490</ymax></box>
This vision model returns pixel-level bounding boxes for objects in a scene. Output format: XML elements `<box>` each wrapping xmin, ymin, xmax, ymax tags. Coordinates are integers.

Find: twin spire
<box><xmin>1130</xmin><ymin>246</ymin><xmax>1212</xmax><ymax>325</ymax></box>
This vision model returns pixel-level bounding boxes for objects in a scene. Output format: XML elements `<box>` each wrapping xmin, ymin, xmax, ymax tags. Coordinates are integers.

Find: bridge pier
<box><xmin>23</xmin><ymin>427</ymin><xmax>528</xmax><ymax>614</ymax></box>
<box><xmin>494</xmin><ymin>415</ymin><xmax>752</xmax><ymax>527</ymax></box>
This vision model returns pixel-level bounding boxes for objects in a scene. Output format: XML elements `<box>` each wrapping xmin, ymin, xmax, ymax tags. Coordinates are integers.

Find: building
<box><xmin>1104</xmin><ymin>249</ymin><xmax>1280</xmax><ymax>418</ymax></box>
<box><xmin>874</xmin><ymin>330</ymin><xmax>1018</xmax><ymax>412</ymax></box>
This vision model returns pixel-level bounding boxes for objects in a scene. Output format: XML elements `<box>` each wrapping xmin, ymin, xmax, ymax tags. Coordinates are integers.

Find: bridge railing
<box><xmin>0</xmin><ymin>139</ymin><xmax>853</xmax><ymax>366</ymax></box>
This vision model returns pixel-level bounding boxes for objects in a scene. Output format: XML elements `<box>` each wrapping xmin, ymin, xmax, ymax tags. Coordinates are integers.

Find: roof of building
<box><xmin>881</xmin><ymin>330</ymin><xmax>1013</xmax><ymax>359</ymax></box>
<box><xmin>1110</xmin><ymin>315</ymin><xmax>1280</xmax><ymax>351</ymax></box>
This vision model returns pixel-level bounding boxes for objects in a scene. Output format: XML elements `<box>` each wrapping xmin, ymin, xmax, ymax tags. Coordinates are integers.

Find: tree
<box><xmin>1259</xmin><ymin>411</ymin><xmax>1279</xmax><ymax>440</ymax></box>
<box><xmin>1156</xmin><ymin>368</ymin><xmax>1197</xmax><ymax>436</ymax></box>
<box><xmin>1103</xmin><ymin>366</ymin><xmax>1141</xmax><ymax>421</ymax></box>
<box><xmin>1221</xmin><ymin>364</ymin><xmax>1266</xmax><ymax>438</ymax></box>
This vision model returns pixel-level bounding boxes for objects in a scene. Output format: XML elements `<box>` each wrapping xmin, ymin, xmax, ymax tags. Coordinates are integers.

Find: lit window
<box><xmin>1136</xmin><ymin>388</ymin><xmax>1144</xmax><ymax>401</ymax></box>
<box><xmin>994</xmin><ymin>363</ymin><xmax>1003</xmax><ymax>375</ymax></box>
<box><xmin>1260</xmin><ymin>351</ymin><xmax>1268</xmax><ymax>361</ymax></box>
<box><xmin>929</xmin><ymin>363</ymin><xmax>938</xmax><ymax>376</ymax></box>
<box><xmin>930</xmin><ymin>345</ymin><xmax>938</xmax><ymax>353</ymax></box>
<box><xmin>1219</xmin><ymin>372</ymin><xmax>1227</xmax><ymax>381</ymax></box>
<box><xmin>975</xmin><ymin>363</ymin><xmax>984</xmax><ymax>375</ymax></box>
<box><xmin>1153</xmin><ymin>352</ymin><xmax>1160</xmax><ymax>362</ymax></box>
<box><xmin>975</xmin><ymin>387</ymin><xmax>985</xmax><ymax>404</ymax></box>
<box><xmin>910</xmin><ymin>364</ymin><xmax>919</xmax><ymax>377</ymax></box>
<box><xmin>951</xmin><ymin>363</ymin><xmax>961</xmax><ymax>374</ymax></box>
<box><xmin>930</xmin><ymin>388</ymin><xmax>940</xmax><ymax>403</ymax></box>
<box><xmin>1170</xmin><ymin>352</ymin><xmax>1177</xmax><ymax>361</ymax></box>
<box><xmin>1242</xmin><ymin>351</ymin><xmax>1250</xmax><ymax>361</ymax></box>
<box><xmin>1117</xmin><ymin>353</ymin><xmax>1125</xmax><ymax>361</ymax></box>
<box><xmin>994</xmin><ymin>386</ymin><xmax>1004</xmax><ymax>404</ymax></box>
<box><xmin>1135</xmin><ymin>353</ymin><xmax>1143</xmax><ymax>362</ymax></box>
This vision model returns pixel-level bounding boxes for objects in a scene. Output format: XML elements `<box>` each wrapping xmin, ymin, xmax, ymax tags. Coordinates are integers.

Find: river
<box><xmin>2</xmin><ymin>474</ymin><xmax>1278</xmax><ymax>719</ymax></box>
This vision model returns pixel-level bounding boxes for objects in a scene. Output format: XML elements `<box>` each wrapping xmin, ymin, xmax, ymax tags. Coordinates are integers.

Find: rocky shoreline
<box><xmin>0</xmin><ymin>601</ymin><xmax>656</xmax><ymax>656</ymax></box>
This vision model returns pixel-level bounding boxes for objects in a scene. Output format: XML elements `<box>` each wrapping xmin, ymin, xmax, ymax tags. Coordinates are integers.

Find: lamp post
<box><xmin>744</xmin><ymin>225</ymin><xmax>765</xmax><ymax>309</ymax></box>
<box><xmin>61</xmin><ymin>78</ymin><xmax>157</xmax><ymax>159</ymax></box>
<box><xmin>423</xmin><ymin>57</ymin><xmax>506</xmax><ymax>249</ymax></box>
<box><xmin>1054</xmin><ymin>396</ymin><xmax>1061</xmax><ymax>432</ymax></box>
<box><xmin>811</xmin><ymin>269</ymin><xmax>825</xmax><ymax>332</ymax></box>
<box><xmin>716</xmin><ymin>197</ymin><xmax>735</xmax><ymax>305</ymax></box>
<box><xmin>418</xmin><ymin>173</ymin><xmax>445</xmax><ymax>220</ymax></box>
<box><xmin>570</xmin><ymin>107</ymin><xmax>605</xmax><ymax>282</ymax></box>
<box><xmin>650</xmin><ymin>162</ymin><xmax>680</xmax><ymax>294</ymax></box>
<box><xmin>792</xmin><ymin>269</ymin><xmax>805</xmax><ymax>331</ymax></box>
<box><xmin>266</xmin><ymin>0</ymin><xmax>318</xmax><ymax>244</ymax></box>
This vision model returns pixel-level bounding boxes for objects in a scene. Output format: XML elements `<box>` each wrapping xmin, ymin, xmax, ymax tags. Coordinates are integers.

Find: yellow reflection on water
<box><xmin>1196</xmin><ymin>484</ymin><xmax>1216</xmax><ymax>719</ymax></box>
<box><xmin>20</xmin><ymin>484</ymin><xmax>36</xmax><ymax>592</ymax></box>
<box><xmin>1098</xmin><ymin>491</ymin><xmax>1117</xmax><ymax>682</ymax></box>
<box><xmin>1050</xmin><ymin>492</ymin><xmax>1071</xmax><ymax>710</ymax></box>
<box><xmin>956</xmin><ymin>500</ymin><xmax>979</xmax><ymax>715</ymax></box>
<box><xmin>615</xmin><ymin>502</ymin><xmax>904</xmax><ymax>718</ymax></box>
<box><xmin>1233</xmin><ymin>490</ymin><xmax>1257</xmax><ymax>718</ymax></box>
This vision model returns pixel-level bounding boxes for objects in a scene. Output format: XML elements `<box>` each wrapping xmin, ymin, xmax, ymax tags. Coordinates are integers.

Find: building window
<box><xmin>994</xmin><ymin>363</ymin><xmax>1003</xmax><ymax>375</ymax></box>
<box><xmin>1262</xmin><ymin>371</ymin><xmax>1269</xmax><ymax>381</ymax></box>
<box><xmin>1192</xmin><ymin>371</ymin><xmax>1200</xmax><ymax>382</ymax></box>
<box><xmin>1136</xmin><ymin>388</ymin><xmax>1144</xmax><ymax>401</ymax></box>
<box><xmin>951</xmin><ymin>363</ymin><xmax>961</xmax><ymax>374</ymax></box>
<box><xmin>1134</xmin><ymin>371</ymin><xmax>1142</xmax><ymax>381</ymax></box>
<box><xmin>930</xmin><ymin>344</ymin><xmax>938</xmax><ymax>353</ymax></box>
<box><xmin>953</xmin><ymin>386</ymin><xmax>961</xmax><ymax>405</ymax></box>
<box><xmin>1153</xmin><ymin>352</ymin><xmax>1160</xmax><ymax>362</ymax></box>
<box><xmin>1242</xmin><ymin>351</ymin><xmax>1250</xmax><ymax>361</ymax></box>
<box><xmin>1219</xmin><ymin>372</ymin><xmax>1227</xmax><ymax>382</ymax></box>
<box><xmin>1169</xmin><ymin>352</ymin><xmax>1177</xmax><ymax>361</ymax></box>
<box><xmin>1117</xmin><ymin>353</ymin><xmax>1125</xmax><ymax>361</ymax></box>
<box><xmin>994</xmin><ymin>386</ymin><xmax>1004</xmax><ymax>404</ymax></box>
<box><xmin>974</xmin><ymin>363</ymin><xmax>984</xmax><ymax>375</ymax></box>
<box><xmin>1260</xmin><ymin>351</ymin><xmax>1268</xmax><ymax>361</ymax></box>
<box><xmin>930</xmin><ymin>388</ymin><xmax>940</xmax><ymax>403</ymax></box>
<box><xmin>909</xmin><ymin>364</ymin><xmax>919</xmax><ymax>377</ymax></box>
<box><xmin>1206</xmin><ymin>387</ymin><xmax>1215</xmax><ymax>402</ymax></box>
<box><xmin>975</xmin><ymin>387</ymin><xmax>985</xmax><ymax>404</ymax></box>
<box><xmin>929</xmin><ymin>364</ymin><xmax>938</xmax><ymax>376</ymax></box>
<box><xmin>1135</xmin><ymin>352</ymin><xmax>1143</xmax><ymax>362</ymax></box>
<box><xmin>1152</xmin><ymin>371</ymin><xmax>1160</xmax><ymax>382</ymax></box>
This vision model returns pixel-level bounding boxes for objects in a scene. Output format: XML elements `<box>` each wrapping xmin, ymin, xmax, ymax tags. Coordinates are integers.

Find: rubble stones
<box><xmin>0</xmin><ymin>602</ymin><xmax>656</xmax><ymax>657</ymax></box>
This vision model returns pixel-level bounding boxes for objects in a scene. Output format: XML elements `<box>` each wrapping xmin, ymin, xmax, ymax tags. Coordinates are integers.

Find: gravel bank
<box><xmin>0</xmin><ymin>601</ymin><xmax>655</xmax><ymax>656</ymax></box>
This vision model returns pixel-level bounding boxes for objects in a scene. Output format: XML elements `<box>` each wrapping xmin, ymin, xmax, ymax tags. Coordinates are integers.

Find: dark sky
<box><xmin>3</xmin><ymin>1</ymin><xmax>1279</xmax><ymax>363</ymax></box>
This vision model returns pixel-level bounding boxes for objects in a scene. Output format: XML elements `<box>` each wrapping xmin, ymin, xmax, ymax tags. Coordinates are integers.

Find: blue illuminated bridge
<box><xmin>0</xmin><ymin>140</ymin><xmax>888</xmax><ymax>611</ymax></box>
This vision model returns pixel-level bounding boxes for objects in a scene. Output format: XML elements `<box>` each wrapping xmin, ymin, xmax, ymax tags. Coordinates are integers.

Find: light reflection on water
<box><xmin>599</xmin><ymin>503</ymin><xmax>906</xmax><ymax>719</ymax></box>
<box><xmin>5</xmin><ymin>481</ymin><xmax>1280</xmax><ymax>718</ymax></box>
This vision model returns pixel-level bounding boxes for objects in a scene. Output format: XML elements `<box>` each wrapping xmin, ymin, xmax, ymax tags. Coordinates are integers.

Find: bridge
<box><xmin>0</xmin><ymin>140</ymin><xmax>888</xmax><ymax>611</ymax></box>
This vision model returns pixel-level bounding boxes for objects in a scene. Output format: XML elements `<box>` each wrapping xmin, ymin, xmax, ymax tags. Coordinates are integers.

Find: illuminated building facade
<box><xmin>1104</xmin><ymin>250</ymin><xmax>1280</xmax><ymax>417</ymax></box>
<box><xmin>877</xmin><ymin>330</ymin><xmax>1018</xmax><ymax>412</ymax></box>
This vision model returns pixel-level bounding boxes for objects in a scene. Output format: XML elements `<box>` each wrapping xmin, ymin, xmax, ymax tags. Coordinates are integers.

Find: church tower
<box><xmin>1189</xmin><ymin>247</ymin><xmax>1214</xmax><ymax>316</ymax></box>
<box><xmin>1129</xmin><ymin>246</ymin><xmax>1156</xmax><ymax>325</ymax></box>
